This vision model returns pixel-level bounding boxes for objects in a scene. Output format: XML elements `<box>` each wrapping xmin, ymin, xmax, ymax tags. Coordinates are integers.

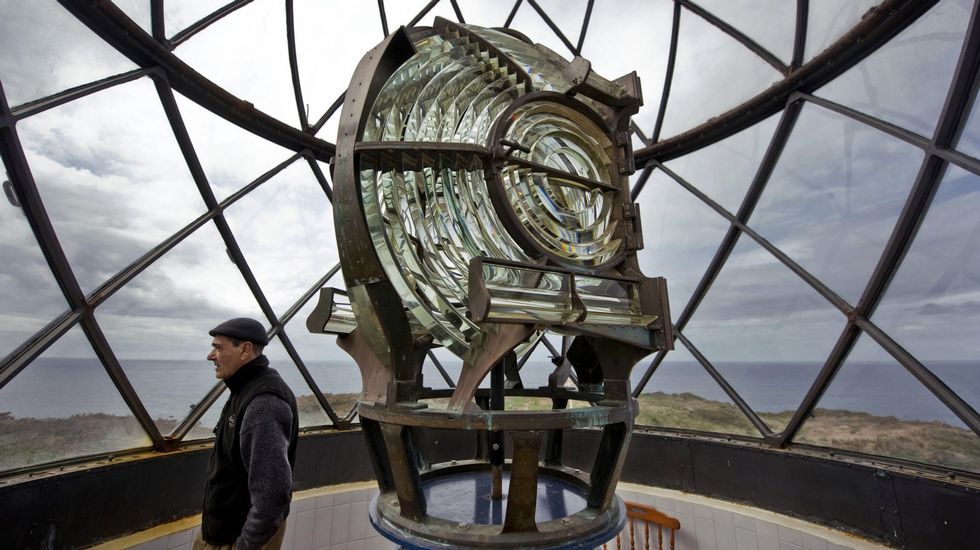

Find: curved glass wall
<box><xmin>0</xmin><ymin>0</ymin><xmax>978</xmax><ymax>480</ymax></box>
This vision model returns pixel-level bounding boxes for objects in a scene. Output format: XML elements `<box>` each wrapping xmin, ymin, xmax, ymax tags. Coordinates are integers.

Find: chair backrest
<box><xmin>603</xmin><ymin>501</ymin><xmax>681</xmax><ymax>550</ymax></box>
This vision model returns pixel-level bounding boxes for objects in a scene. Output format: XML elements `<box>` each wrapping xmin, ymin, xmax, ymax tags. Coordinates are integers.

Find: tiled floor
<box><xmin>98</xmin><ymin>481</ymin><xmax>889</xmax><ymax>550</ymax></box>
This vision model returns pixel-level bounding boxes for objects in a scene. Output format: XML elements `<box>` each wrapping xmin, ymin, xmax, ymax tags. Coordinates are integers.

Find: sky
<box><xmin>1</xmin><ymin>0</ymin><xmax>978</xmax><ymax>384</ymax></box>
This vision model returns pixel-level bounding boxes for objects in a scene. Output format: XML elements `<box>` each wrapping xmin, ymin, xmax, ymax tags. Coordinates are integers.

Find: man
<box><xmin>195</xmin><ymin>318</ymin><xmax>299</xmax><ymax>550</ymax></box>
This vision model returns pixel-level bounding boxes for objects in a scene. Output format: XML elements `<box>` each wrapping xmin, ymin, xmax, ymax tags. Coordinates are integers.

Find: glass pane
<box><xmin>0</xmin><ymin>326</ymin><xmax>151</xmax><ymax>472</ymax></box>
<box><xmin>286</xmin><ymin>283</ymin><xmax>361</xmax><ymax>399</ymax></box>
<box><xmin>663</xmin><ymin>112</ymin><xmax>780</xmax><ymax>214</ymax></box>
<box><xmin>294</xmin><ymin>0</ymin><xmax>382</xmax><ymax>126</ymax></box>
<box><xmin>695</xmin><ymin>0</ymin><xmax>796</xmax><ymax>64</ymax></box>
<box><xmin>659</xmin><ymin>8</ymin><xmax>782</xmax><ymax>139</ymax></box>
<box><xmin>816</xmin><ymin>0</ymin><xmax>972</xmax><ymax>138</ymax></box>
<box><xmin>173</xmin><ymin>1</ymin><xmax>298</xmax><ymax>127</ymax></box>
<box><xmin>633</xmin><ymin>343</ymin><xmax>760</xmax><ymax>436</ymax></box>
<box><xmin>0</xmin><ymin>163</ymin><xmax>69</xmax><ymax>360</ymax></box>
<box><xmin>957</xmin><ymin>94</ymin><xmax>980</xmax><ymax>159</ymax></box>
<box><xmin>18</xmin><ymin>77</ymin><xmax>208</xmax><ymax>294</ymax></box>
<box><xmin>804</xmin><ymin>0</ymin><xmax>879</xmax><ymax>63</ymax></box>
<box><xmin>166</xmin><ymin>1</ymin><xmax>234</xmax><ymax>38</ymax></box>
<box><xmin>872</xmin><ymin>164</ymin><xmax>980</xmax><ymax>416</ymax></box>
<box><xmin>383</xmin><ymin>0</ymin><xmax>465</xmax><ymax>28</ymax></box>
<box><xmin>796</xmin><ymin>335</ymin><xmax>980</xmax><ymax>473</ymax></box>
<box><xmin>0</xmin><ymin>0</ymin><xmax>136</xmax><ymax>107</ymax></box>
<box><xmin>509</xmin><ymin>0</ymin><xmax>590</xmax><ymax>56</ymax></box>
<box><xmin>173</xmin><ymin>92</ymin><xmax>296</xmax><ymax>202</ymax></box>
<box><xmin>581</xmin><ymin>1</ymin><xmax>673</xmax><ymax>136</ymax></box>
<box><xmin>112</xmin><ymin>0</ymin><xmax>152</xmax><ymax>34</ymax></box>
<box><xmin>263</xmin><ymin>338</ymin><xmax>331</xmax><ymax>428</ymax></box>
<box><xmin>636</xmin><ymin>168</ymin><xmax>731</xmax><ymax>317</ymax></box>
<box><xmin>222</xmin><ymin>161</ymin><xmax>337</xmax><ymax>317</ymax></box>
<box><xmin>748</xmin><ymin>103</ymin><xmax>923</xmax><ymax>304</ymax></box>
<box><xmin>184</xmin><ymin>388</ymin><xmax>230</xmax><ymax>442</ymax></box>
<box><xmin>681</xmin><ymin>236</ymin><xmax>846</xmax><ymax>431</ymax></box>
<box><xmin>95</xmin><ymin>222</ymin><xmax>266</xmax><ymax>436</ymax></box>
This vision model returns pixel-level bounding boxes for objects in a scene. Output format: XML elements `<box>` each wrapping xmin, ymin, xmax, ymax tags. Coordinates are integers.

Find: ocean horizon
<box><xmin>1</xmin><ymin>357</ymin><xmax>977</xmax><ymax>428</ymax></box>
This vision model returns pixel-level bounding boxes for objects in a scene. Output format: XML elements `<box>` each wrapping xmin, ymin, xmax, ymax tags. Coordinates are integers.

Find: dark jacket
<box><xmin>201</xmin><ymin>355</ymin><xmax>299</xmax><ymax>545</ymax></box>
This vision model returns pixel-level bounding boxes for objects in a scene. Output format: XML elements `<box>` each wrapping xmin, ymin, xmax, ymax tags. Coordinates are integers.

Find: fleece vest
<box><xmin>201</xmin><ymin>356</ymin><xmax>299</xmax><ymax>544</ymax></box>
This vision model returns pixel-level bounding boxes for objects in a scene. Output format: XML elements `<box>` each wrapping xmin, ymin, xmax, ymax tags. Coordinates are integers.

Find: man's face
<box><xmin>207</xmin><ymin>335</ymin><xmax>252</xmax><ymax>380</ymax></box>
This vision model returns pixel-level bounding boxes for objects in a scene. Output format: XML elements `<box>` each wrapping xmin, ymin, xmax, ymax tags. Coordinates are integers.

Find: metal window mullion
<box><xmin>635</xmin><ymin>0</ymin><xmax>940</xmax><ymax>165</ymax></box>
<box><xmin>0</xmin><ymin>312</ymin><xmax>81</xmax><ymax>391</ymax></box>
<box><xmin>305</xmin><ymin>154</ymin><xmax>334</xmax><ymax>203</ymax></box>
<box><xmin>10</xmin><ymin>68</ymin><xmax>153</xmax><ymax>121</ymax></box>
<box><xmin>656</xmin><ymin>159</ymin><xmax>855</xmax><ymax>316</ymax></box>
<box><xmin>427</xmin><ymin>350</ymin><xmax>456</xmax><ymax>388</ymax></box>
<box><xmin>792</xmin><ymin>0</ymin><xmax>809</xmax><ymax>70</ymax></box>
<box><xmin>678</xmin><ymin>0</ymin><xmax>788</xmax><ymax>75</ymax></box>
<box><xmin>167</xmin><ymin>0</ymin><xmax>254</xmax><ymax>48</ymax></box>
<box><xmin>629</xmin><ymin>162</ymin><xmax>656</xmax><ymax>201</ymax></box>
<box><xmin>311</xmin><ymin>92</ymin><xmax>346</xmax><ymax>136</ymax></box>
<box><xmin>218</xmin><ymin>151</ymin><xmax>307</xmax><ymax>209</ymax></box>
<box><xmin>408</xmin><ymin>0</ymin><xmax>440</xmax><ymax>28</ymax></box>
<box><xmin>271</xmin><ymin>262</ymin><xmax>342</xmax><ymax>336</ymax></box>
<box><xmin>449</xmin><ymin>0</ymin><xmax>465</xmax><ymax>24</ymax></box>
<box><xmin>795</xmin><ymin>92</ymin><xmax>930</xmax><ymax>150</ymax></box>
<box><xmin>574</xmin><ymin>0</ymin><xmax>594</xmax><ymax>56</ymax></box>
<box><xmin>171</xmin><ymin>380</ymin><xmax>226</xmax><ymax>441</ymax></box>
<box><xmin>856</xmin><ymin>318</ymin><xmax>980</xmax><ymax>436</ymax></box>
<box><xmin>150</xmin><ymin>0</ymin><xmax>165</xmax><ymax>43</ymax></box>
<box><xmin>79</xmin><ymin>313</ymin><xmax>166</xmax><ymax>448</ymax></box>
<box><xmin>526</xmin><ymin>0</ymin><xmax>577</xmax><ymax>55</ymax></box>
<box><xmin>652</xmin><ymin>2</ymin><xmax>681</xmax><ymax>143</ymax></box>
<box><xmin>378</xmin><ymin>0</ymin><xmax>390</xmax><ymax>37</ymax></box>
<box><xmin>275</xmin><ymin>328</ymin><xmax>344</xmax><ymax>427</ymax></box>
<box><xmin>676</xmin><ymin>331</ymin><xmax>775</xmax><ymax>440</ymax></box>
<box><xmin>504</xmin><ymin>0</ymin><xmax>523</xmax><ymax>28</ymax></box>
<box><xmin>938</xmin><ymin>146</ymin><xmax>980</xmax><ymax>176</ymax></box>
<box><xmin>285</xmin><ymin>0</ymin><xmax>310</xmax><ymax>132</ymax></box>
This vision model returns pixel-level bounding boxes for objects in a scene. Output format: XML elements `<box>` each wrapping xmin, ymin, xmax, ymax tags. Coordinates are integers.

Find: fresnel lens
<box><xmin>309</xmin><ymin>18</ymin><xmax>672</xmax><ymax>549</ymax></box>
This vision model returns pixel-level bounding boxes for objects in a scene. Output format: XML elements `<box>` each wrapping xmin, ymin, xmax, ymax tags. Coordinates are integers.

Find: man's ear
<box><xmin>241</xmin><ymin>341</ymin><xmax>253</xmax><ymax>358</ymax></box>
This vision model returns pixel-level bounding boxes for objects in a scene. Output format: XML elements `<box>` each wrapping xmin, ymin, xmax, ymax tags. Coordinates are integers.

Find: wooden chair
<box><xmin>603</xmin><ymin>501</ymin><xmax>681</xmax><ymax>550</ymax></box>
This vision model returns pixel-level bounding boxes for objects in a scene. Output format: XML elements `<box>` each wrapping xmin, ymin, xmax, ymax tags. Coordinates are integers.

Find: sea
<box><xmin>1</xmin><ymin>358</ymin><xmax>977</xmax><ymax>427</ymax></box>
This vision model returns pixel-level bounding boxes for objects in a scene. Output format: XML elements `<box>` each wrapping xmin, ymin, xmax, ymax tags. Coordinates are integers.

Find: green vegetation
<box><xmin>2</xmin><ymin>392</ymin><xmax>979</xmax><ymax>474</ymax></box>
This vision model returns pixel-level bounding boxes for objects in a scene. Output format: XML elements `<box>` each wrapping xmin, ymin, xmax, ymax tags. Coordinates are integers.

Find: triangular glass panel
<box><xmin>0</xmin><ymin>2</ymin><xmax>137</xmax><ymax>108</ymax></box>
<box><xmin>509</xmin><ymin>0</ymin><xmax>589</xmax><ymax>56</ymax></box>
<box><xmin>383</xmin><ymin>0</ymin><xmax>463</xmax><ymax>28</ymax></box>
<box><xmin>748</xmin><ymin>102</ymin><xmax>923</xmax><ymax>305</ymax></box>
<box><xmin>0</xmin><ymin>158</ymin><xmax>69</xmax><ymax>360</ymax></box>
<box><xmin>183</xmin><ymin>386</ymin><xmax>230</xmax><ymax>442</ymax></box>
<box><xmin>872</xmin><ymin>163</ymin><xmax>980</xmax><ymax>418</ymax></box>
<box><xmin>581</xmin><ymin>2</ymin><xmax>673</xmax><ymax>136</ymax></box>
<box><xmin>804</xmin><ymin>0</ymin><xmax>879</xmax><ymax>63</ymax></box>
<box><xmin>165</xmin><ymin>1</ymin><xmax>234</xmax><ymax>40</ymax></box>
<box><xmin>632</xmin><ymin>341</ymin><xmax>760</xmax><ymax>437</ymax></box>
<box><xmin>795</xmin><ymin>334</ymin><xmax>980</xmax><ymax>474</ymax></box>
<box><xmin>174</xmin><ymin>91</ymin><xmax>297</xmax><ymax>202</ymax></box>
<box><xmin>294</xmin><ymin>0</ymin><xmax>384</xmax><ymax>128</ymax></box>
<box><xmin>664</xmin><ymin>111</ymin><xmax>780</xmax><ymax>214</ymax></box>
<box><xmin>817</xmin><ymin>0</ymin><xmax>972</xmax><ymax>139</ymax></box>
<box><xmin>95</xmin><ymin>221</ymin><xmax>266</xmax><ymax>436</ymax></box>
<box><xmin>515</xmin><ymin>333</ymin><xmax>562</xmax><ymax>392</ymax></box>
<box><xmin>222</xmin><ymin>160</ymin><xmax>337</xmax><ymax>317</ymax></box>
<box><xmin>428</xmin><ymin>347</ymin><xmax>463</xmax><ymax>392</ymax></box>
<box><xmin>0</xmin><ymin>326</ymin><xmax>152</xmax><ymax>472</ymax></box>
<box><xmin>263</xmin><ymin>336</ymin><xmax>332</xmax><ymax>429</ymax></box>
<box><xmin>635</xmin><ymin>167</ymin><xmax>731</xmax><ymax>316</ymax></box>
<box><xmin>659</xmin><ymin>7</ymin><xmax>782</xmax><ymax>139</ymax></box>
<box><xmin>18</xmin><ymin>77</ymin><xmax>208</xmax><ymax>295</ymax></box>
<box><xmin>693</xmin><ymin>0</ymin><xmax>795</xmax><ymax>65</ymax></box>
<box><xmin>172</xmin><ymin>1</ymin><xmax>299</xmax><ymax>128</ymax></box>
<box><xmin>682</xmin><ymin>235</ymin><xmax>847</xmax><ymax>432</ymax></box>
<box><xmin>956</xmin><ymin>92</ymin><xmax>980</xmax><ymax>160</ymax></box>
<box><xmin>112</xmin><ymin>0</ymin><xmax>152</xmax><ymax>35</ymax></box>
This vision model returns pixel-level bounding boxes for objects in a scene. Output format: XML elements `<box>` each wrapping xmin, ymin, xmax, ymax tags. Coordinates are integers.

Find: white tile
<box><xmin>166</xmin><ymin>529</ymin><xmax>193</xmax><ymax>548</ymax></box>
<box><xmin>331</xmin><ymin>504</ymin><xmax>352</xmax><ymax>545</ymax></box>
<box><xmin>779</xmin><ymin>542</ymin><xmax>803</xmax><ymax>550</ymax></box>
<box><xmin>327</xmin><ymin>544</ymin><xmax>347</xmax><ymax>550</ymax></box>
<box><xmin>777</xmin><ymin>526</ymin><xmax>803</xmax><ymax>546</ymax></box>
<box><xmin>716</xmin><ymin>524</ymin><xmax>737</xmax><ymax>550</ymax></box>
<box><xmin>347</xmin><ymin>539</ymin><xmax>365</xmax><ymax>550</ymax></box>
<box><xmin>756</xmin><ymin>520</ymin><xmax>778</xmax><ymax>539</ymax></box>
<box><xmin>801</xmin><ymin>532</ymin><xmax>828</xmax><ymax>550</ymax></box>
<box><xmin>758</xmin><ymin>534</ymin><xmax>780</xmax><ymax>550</ymax></box>
<box><xmin>675</xmin><ymin>522</ymin><xmax>700</xmax><ymax>550</ymax></box>
<box><xmin>364</xmin><ymin>536</ymin><xmax>395</xmax><ymax>550</ymax></box>
<box><xmin>735</xmin><ymin>527</ymin><xmax>758</xmax><ymax>550</ymax></box>
<box><xmin>293</xmin><ymin>495</ymin><xmax>316</xmax><ymax>513</ymax></box>
<box><xmin>313</xmin><ymin>506</ymin><xmax>334</xmax><ymax>549</ymax></box>
<box><xmin>281</xmin><ymin>516</ymin><xmax>296</xmax><ymax>550</ymax></box>
<box><xmin>713</xmin><ymin>508</ymin><xmax>735</xmax><ymax>526</ymax></box>
<box><xmin>352</xmin><ymin>488</ymin><xmax>375</xmax><ymax>503</ymax></box>
<box><xmin>334</xmin><ymin>490</ymin><xmax>354</xmax><ymax>505</ymax></box>
<box><xmin>694</xmin><ymin>503</ymin><xmax>715</xmax><ymax>520</ymax></box>
<box><xmin>694</xmin><ymin>517</ymin><xmax>717</xmax><ymax>550</ymax></box>
<box><xmin>655</xmin><ymin>496</ymin><xmax>674</xmax><ymax>512</ymax></box>
<box><xmin>315</xmin><ymin>493</ymin><xmax>335</xmax><ymax>509</ymax></box>
<box><xmin>733</xmin><ymin>514</ymin><xmax>756</xmax><ymax>531</ymax></box>
<box><xmin>674</xmin><ymin>500</ymin><xmax>694</xmax><ymax>517</ymax></box>
<box><xmin>293</xmin><ymin>508</ymin><xmax>316</xmax><ymax>550</ymax></box>
<box><xmin>348</xmin><ymin>500</ymin><xmax>370</xmax><ymax>541</ymax></box>
<box><xmin>134</xmin><ymin>537</ymin><xmax>167</xmax><ymax>550</ymax></box>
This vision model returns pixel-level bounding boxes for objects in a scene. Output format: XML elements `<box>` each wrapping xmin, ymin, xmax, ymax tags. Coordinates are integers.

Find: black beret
<box><xmin>209</xmin><ymin>317</ymin><xmax>269</xmax><ymax>346</ymax></box>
